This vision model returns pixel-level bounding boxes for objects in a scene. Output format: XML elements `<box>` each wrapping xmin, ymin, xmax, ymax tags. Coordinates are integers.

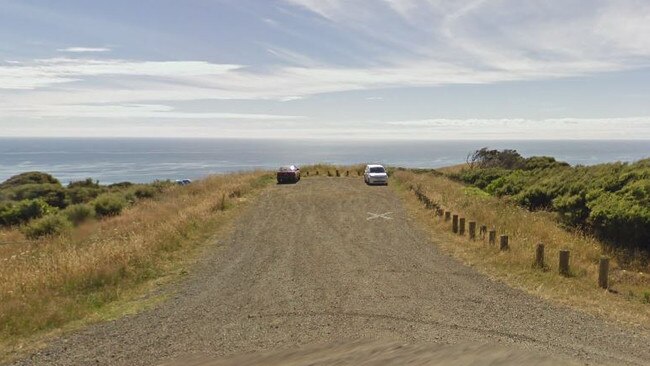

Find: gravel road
<box><xmin>9</xmin><ymin>177</ymin><xmax>650</xmax><ymax>365</ymax></box>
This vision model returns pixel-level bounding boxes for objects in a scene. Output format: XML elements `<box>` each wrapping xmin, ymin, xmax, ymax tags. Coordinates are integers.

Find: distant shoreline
<box><xmin>1</xmin><ymin>138</ymin><xmax>648</xmax><ymax>184</ymax></box>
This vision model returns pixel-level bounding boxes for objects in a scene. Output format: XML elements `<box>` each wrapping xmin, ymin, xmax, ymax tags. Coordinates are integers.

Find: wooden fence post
<box><xmin>306</xmin><ymin>171</ymin><xmax>309</xmax><ymax>176</ymax></box>
<box><xmin>488</xmin><ymin>230</ymin><xmax>496</xmax><ymax>245</ymax></box>
<box><xmin>468</xmin><ymin>221</ymin><xmax>476</xmax><ymax>240</ymax></box>
<box><xmin>346</xmin><ymin>170</ymin><xmax>349</xmax><ymax>176</ymax></box>
<box><xmin>559</xmin><ymin>250</ymin><xmax>570</xmax><ymax>276</ymax></box>
<box><xmin>459</xmin><ymin>218</ymin><xmax>466</xmax><ymax>235</ymax></box>
<box><xmin>598</xmin><ymin>257</ymin><xmax>609</xmax><ymax>289</ymax></box>
<box><xmin>316</xmin><ymin>171</ymin><xmax>319</xmax><ymax>176</ymax></box>
<box><xmin>452</xmin><ymin>215</ymin><xmax>459</xmax><ymax>233</ymax></box>
<box><xmin>499</xmin><ymin>235</ymin><xmax>509</xmax><ymax>251</ymax></box>
<box><xmin>535</xmin><ymin>243</ymin><xmax>545</xmax><ymax>268</ymax></box>
<box><xmin>336</xmin><ymin>170</ymin><xmax>340</xmax><ymax>177</ymax></box>
<box><xmin>444</xmin><ymin>211</ymin><xmax>451</xmax><ymax>221</ymax></box>
<box><xmin>479</xmin><ymin>225</ymin><xmax>487</xmax><ymax>240</ymax></box>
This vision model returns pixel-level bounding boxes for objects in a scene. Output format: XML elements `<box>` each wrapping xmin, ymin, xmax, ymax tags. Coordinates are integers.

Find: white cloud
<box><xmin>2</xmin><ymin>1</ymin><xmax>650</xmax><ymax>127</ymax></box>
<box><xmin>0</xmin><ymin>103</ymin><xmax>303</xmax><ymax>120</ymax></box>
<box><xmin>57</xmin><ymin>47</ymin><xmax>111</xmax><ymax>53</ymax></box>
<box><xmin>0</xmin><ymin>58</ymin><xmax>242</xmax><ymax>90</ymax></box>
<box><xmin>384</xmin><ymin>117</ymin><xmax>650</xmax><ymax>139</ymax></box>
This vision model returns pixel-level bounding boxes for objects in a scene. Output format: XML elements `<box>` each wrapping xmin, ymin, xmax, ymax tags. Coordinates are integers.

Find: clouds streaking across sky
<box><xmin>1</xmin><ymin>0</ymin><xmax>649</xmax><ymax>139</ymax></box>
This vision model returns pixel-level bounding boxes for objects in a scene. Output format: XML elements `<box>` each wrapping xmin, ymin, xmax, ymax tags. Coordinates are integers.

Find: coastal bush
<box><xmin>132</xmin><ymin>186</ymin><xmax>157</xmax><ymax>199</ymax></box>
<box><xmin>22</xmin><ymin>214</ymin><xmax>71</xmax><ymax>239</ymax></box>
<box><xmin>66</xmin><ymin>186</ymin><xmax>104</xmax><ymax>204</ymax></box>
<box><xmin>453</xmin><ymin>168</ymin><xmax>509</xmax><ymax>189</ymax></box>
<box><xmin>108</xmin><ymin>181</ymin><xmax>133</xmax><ymax>189</ymax></box>
<box><xmin>452</xmin><ymin>151</ymin><xmax>650</xmax><ymax>250</ymax></box>
<box><xmin>62</xmin><ymin>203</ymin><xmax>96</xmax><ymax>226</ymax></box>
<box><xmin>68</xmin><ymin>178</ymin><xmax>100</xmax><ymax>189</ymax></box>
<box><xmin>0</xmin><ymin>171</ymin><xmax>60</xmax><ymax>189</ymax></box>
<box><xmin>0</xmin><ymin>199</ymin><xmax>53</xmax><ymax>226</ymax></box>
<box><xmin>466</xmin><ymin>147</ymin><xmax>525</xmax><ymax>169</ymax></box>
<box><xmin>5</xmin><ymin>183</ymin><xmax>67</xmax><ymax>208</ymax></box>
<box><xmin>93</xmin><ymin>194</ymin><xmax>127</xmax><ymax>217</ymax></box>
<box><xmin>523</xmin><ymin>156</ymin><xmax>570</xmax><ymax>170</ymax></box>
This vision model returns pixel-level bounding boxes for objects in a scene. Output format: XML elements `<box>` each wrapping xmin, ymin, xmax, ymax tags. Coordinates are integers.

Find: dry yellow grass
<box><xmin>0</xmin><ymin>172</ymin><xmax>272</xmax><ymax>350</ymax></box>
<box><xmin>434</xmin><ymin>163</ymin><xmax>467</xmax><ymax>175</ymax></box>
<box><xmin>392</xmin><ymin>169</ymin><xmax>650</xmax><ymax>327</ymax></box>
<box><xmin>301</xmin><ymin>163</ymin><xmax>366</xmax><ymax>177</ymax></box>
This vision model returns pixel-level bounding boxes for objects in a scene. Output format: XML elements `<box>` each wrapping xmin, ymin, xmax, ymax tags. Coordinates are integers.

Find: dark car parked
<box><xmin>277</xmin><ymin>165</ymin><xmax>300</xmax><ymax>184</ymax></box>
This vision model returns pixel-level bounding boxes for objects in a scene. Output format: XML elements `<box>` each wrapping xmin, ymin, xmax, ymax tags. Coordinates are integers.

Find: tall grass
<box><xmin>0</xmin><ymin>172</ymin><xmax>272</xmax><ymax>344</ymax></box>
<box><xmin>393</xmin><ymin>169</ymin><xmax>650</xmax><ymax>326</ymax></box>
<box><xmin>300</xmin><ymin>163</ymin><xmax>366</xmax><ymax>177</ymax></box>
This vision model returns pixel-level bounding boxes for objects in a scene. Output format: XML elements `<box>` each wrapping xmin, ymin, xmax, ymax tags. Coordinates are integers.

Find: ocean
<box><xmin>0</xmin><ymin>138</ymin><xmax>648</xmax><ymax>184</ymax></box>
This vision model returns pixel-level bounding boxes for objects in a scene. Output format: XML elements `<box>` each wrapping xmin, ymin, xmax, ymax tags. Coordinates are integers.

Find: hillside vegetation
<box><xmin>451</xmin><ymin>149</ymin><xmax>650</xmax><ymax>256</ymax></box>
<box><xmin>393</xmin><ymin>168</ymin><xmax>650</xmax><ymax>326</ymax></box>
<box><xmin>0</xmin><ymin>172</ymin><xmax>166</xmax><ymax>238</ymax></box>
<box><xmin>0</xmin><ymin>171</ymin><xmax>271</xmax><ymax>351</ymax></box>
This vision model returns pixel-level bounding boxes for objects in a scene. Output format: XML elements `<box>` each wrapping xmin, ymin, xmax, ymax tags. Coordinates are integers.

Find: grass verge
<box><xmin>392</xmin><ymin>169</ymin><xmax>650</xmax><ymax>327</ymax></box>
<box><xmin>0</xmin><ymin>171</ymin><xmax>273</xmax><ymax>361</ymax></box>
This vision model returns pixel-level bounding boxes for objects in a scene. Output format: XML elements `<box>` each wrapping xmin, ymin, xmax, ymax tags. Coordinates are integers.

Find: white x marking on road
<box><xmin>366</xmin><ymin>212</ymin><xmax>393</xmax><ymax>221</ymax></box>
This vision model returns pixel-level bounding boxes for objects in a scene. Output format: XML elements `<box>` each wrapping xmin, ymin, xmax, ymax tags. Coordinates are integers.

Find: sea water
<box><xmin>0</xmin><ymin>138</ymin><xmax>648</xmax><ymax>184</ymax></box>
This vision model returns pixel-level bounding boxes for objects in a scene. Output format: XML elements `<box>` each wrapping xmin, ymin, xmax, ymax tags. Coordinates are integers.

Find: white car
<box><xmin>364</xmin><ymin>164</ymin><xmax>388</xmax><ymax>185</ymax></box>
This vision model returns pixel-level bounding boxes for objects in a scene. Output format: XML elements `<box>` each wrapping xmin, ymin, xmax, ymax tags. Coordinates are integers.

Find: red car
<box><xmin>277</xmin><ymin>165</ymin><xmax>300</xmax><ymax>184</ymax></box>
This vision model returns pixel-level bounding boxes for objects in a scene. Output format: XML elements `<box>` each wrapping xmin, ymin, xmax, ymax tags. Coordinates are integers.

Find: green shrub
<box><xmin>0</xmin><ymin>199</ymin><xmax>54</xmax><ymax>226</ymax></box>
<box><xmin>553</xmin><ymin>194</ymin><xmax>589</xmax><ymax>227</ymax></box>
<box><xmin>0</xmin><ymin>171</ymin><xmax>60</xmax><ymax>189</ymax></box>
<box><xmin>68</xmin><ymin>178</ymin><xmax>100</xmax><ymax>189</ymax></box>
<box><xmin>22</xmin><ymin>215</ymin><xmax>71</xmax><ymax>239</ymax></box>
<box><xmin>132</xmin><ymin>186</ymin><xmax>156</xmax><ymax>199</ymax></box>
<box><xmin>108</xmin><ymin>181</ymin><xmax>133</xmax><ymax>189</ymax></box>
<box><xmin>62</xmin><ymin>204</ymin><xmax>96</xmax><ymax>226</ymax></box>
<box><xmin>5</xmin><ymin>183</ymin><xmax>67</xmax><ymax>208</ymax></box>
<box><xmin>453</xmin><ymin>156</ymin><xmax>650</xmax><ymax>251</ymax></box>
<box><xmin>93</xmin><ymin>194</ymin><xmax>126</xmax><ymax>217</ymax></box>
<box><xmin>523</xmin><ymin>156</ymin><xmax>570</xmax><ymax>170</ymax></box>
<box><xmin>467</xmin><ymin>148</ymin><xmax>525</xmax><ymax>169</ymax></box>
<box><xmin>515</xmin><ymin>186</ymin><xmax>555</xmax><ymax>210</ymax></box>
<box><xmin>151</xmin><ymin>180</ymin><xmax>173</xmax><ymax>192</ymax></box>
<box><xmin>66</xmin><ymin>186</ymin><xmax>104</xmax><ymax>204</ymax></box>
<box><xmin>453</xmin><ymin>168</ymin><xmax>509</xmax><ymax>189</ymax></box>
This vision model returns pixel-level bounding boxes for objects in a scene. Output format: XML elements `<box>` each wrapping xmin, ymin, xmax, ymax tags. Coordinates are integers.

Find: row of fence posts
<box><xmin>412</xmin><ymin>185</ymin><xmax>610</xmax><ymax>289</ymax></box>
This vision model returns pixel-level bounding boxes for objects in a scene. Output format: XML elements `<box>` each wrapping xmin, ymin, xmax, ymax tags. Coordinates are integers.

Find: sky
<box><xmin>1</xmin><ymin>0</ymin><xmax>650</xmax><ymax>139</ymax></box>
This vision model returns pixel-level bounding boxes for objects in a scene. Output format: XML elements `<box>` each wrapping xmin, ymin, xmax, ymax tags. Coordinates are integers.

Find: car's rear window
<box><xmin>278</xmin><ymin>166</ymin><xmax>293</xmax><ymax>172</ymax></box>
<box><xmin>369</xmin><ymin>167</ymin><xmax>385</xmax><ymax>173</ymax></box>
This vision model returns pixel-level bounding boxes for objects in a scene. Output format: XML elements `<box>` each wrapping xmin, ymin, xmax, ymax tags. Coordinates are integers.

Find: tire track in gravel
<box><xmin>8</xmin><ymin>177</ymin><xmax>650</xmax><ymax>366</ymax></box>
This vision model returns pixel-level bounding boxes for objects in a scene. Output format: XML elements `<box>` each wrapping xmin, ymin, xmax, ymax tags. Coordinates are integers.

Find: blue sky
<box><xmin>1</xmin><ymin>0</ymin><xmax>650</xmax><ymax>139</ymax></box>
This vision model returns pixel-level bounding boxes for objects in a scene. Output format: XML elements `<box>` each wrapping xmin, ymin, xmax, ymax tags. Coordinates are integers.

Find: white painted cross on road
<box><xmin>366</xmin><ymin>212</ymin><xmax>393</xmax><ymax>221</ymax></box>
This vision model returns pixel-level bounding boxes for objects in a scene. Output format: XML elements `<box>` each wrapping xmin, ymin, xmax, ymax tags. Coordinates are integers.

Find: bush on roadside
<box><xmin>22</xmin><ymin>214</ymin><xmax>71</xmax><ymax>239</ymax></box>
<box><xmin>62</xmin><ymin>203</ymin><xmax>96</xmax><ymax>226</ymax></box>
<box><xmin>93</xmin><ymin>194</ymin><xmax>127</xmax><ymax>217</ymax></box>
<box><xmin>450</xmin><ymin>152</ymin><xmax>650</xmax><ymax>251</ymax></box>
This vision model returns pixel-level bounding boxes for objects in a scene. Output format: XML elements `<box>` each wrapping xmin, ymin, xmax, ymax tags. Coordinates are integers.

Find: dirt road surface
<box><xmin>8</xmin><ymin>177</ymin><xmax>650</xmax><ymax>365</ymax></box>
